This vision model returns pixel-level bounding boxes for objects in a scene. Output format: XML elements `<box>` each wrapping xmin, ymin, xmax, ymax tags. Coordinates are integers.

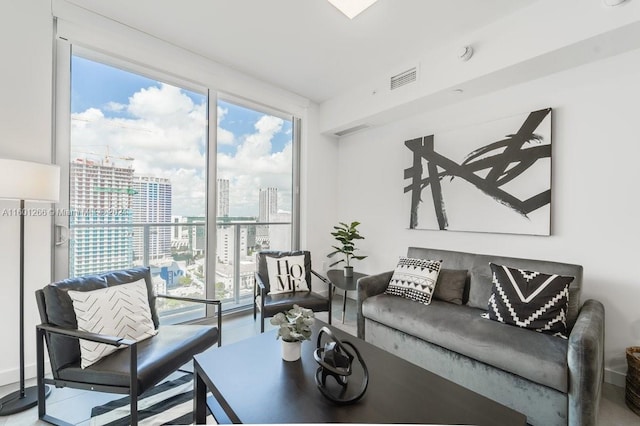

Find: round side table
<box><xmin>326</xmin><ymin>269</ymin><xmax>368</xmax><ymax>323</ymax></box>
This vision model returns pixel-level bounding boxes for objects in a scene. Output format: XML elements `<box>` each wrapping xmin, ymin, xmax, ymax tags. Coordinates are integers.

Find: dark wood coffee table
<box><xmin>194</xmin><ymin>321</ymin><xmax>526</xmax><ymax>425</ymax></box>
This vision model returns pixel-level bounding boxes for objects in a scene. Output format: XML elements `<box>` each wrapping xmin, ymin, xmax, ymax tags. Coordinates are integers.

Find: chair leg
<box><xmin>130</xmin><ymin>392</ymin><xmax>138</xmax><ymax>425</ymax></box>
<box><xmin>129</xmin><ymin>343</ymin><xmax>138</xmax><ymax>425</ymax></box>
<box><xmin>36</xmin><ymin>328</ymin><xmax>46</xmax><ymax>420</ymax></box>
<box><xmin>261</xmin><ymin>312</ymin><xmax>265</xmax><ymax>333</ymax></box>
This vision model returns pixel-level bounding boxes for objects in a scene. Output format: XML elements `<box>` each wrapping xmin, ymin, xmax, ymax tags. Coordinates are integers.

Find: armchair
<box><xmin>35</xmin><ymin>267</ymin><xmax>221</xmax><ymax>426</ymax></box>
<box><xmin>253</xmin><ymin>250</ymin><xmax>332</xmax><ymax>332</ymax></box>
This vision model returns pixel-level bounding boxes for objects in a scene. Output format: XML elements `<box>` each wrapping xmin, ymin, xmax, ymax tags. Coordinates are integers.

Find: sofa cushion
<box><xmin>362</xmin><ymin>294</ymin><xmax>568</xmax><ymax>393</ymax></box>
<box><xmin>433</xmin><ymin>269</ymin><xmax>467</xmax><ymax>305</ymax></box>
<box><xmin>485</xmin><ymin>263</ymin><xmax>573</xmax><ymax>338</ymax></box>
<box><xmin>385</xmin><ymin>257</ymin><xmax>441</xmax><ymax>305</ymax></box>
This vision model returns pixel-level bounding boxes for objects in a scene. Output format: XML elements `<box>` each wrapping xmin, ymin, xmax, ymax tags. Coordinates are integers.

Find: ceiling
<box><xmin>65</xmin><ymin>0</ymin><xmax>536</xmax><ymax>103</ymax></box>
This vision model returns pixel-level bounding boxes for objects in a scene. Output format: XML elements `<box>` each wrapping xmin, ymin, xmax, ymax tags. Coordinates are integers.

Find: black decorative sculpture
<box><xmin>313</xmin><ymin>326</ymin><xmax>368</xmax><ymax>405</ymax></box>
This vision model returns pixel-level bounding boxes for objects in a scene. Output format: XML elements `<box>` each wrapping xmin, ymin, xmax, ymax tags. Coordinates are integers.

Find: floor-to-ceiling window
<box><xmin>59</xmin><ymin>52</ymin><xmax>209</xmax><ymax>321</ymax></box>
<box><xmin>215</xmin><ymin>99</ymin><xmax>297</xmax><ymax>309</ymax></box>
<box><xmin>55</xmin><ymin>45</ymin><xmax>301</xmax><ymax>320</ymax></box>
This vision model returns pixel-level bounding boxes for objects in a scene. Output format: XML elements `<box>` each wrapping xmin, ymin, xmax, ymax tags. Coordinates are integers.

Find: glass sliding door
<box><xmin>215</xmin><ymin>99</ymin><xmax>295</xmax><ymax>309</ymax></box>
<box><xmin>65</xmin><ymin>52</ymin><xmax>209</xmax><ymax>321</ymax></box>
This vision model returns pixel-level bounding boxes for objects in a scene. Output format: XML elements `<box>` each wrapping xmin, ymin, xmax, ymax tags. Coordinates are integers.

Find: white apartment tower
<box><xmin>257</xmin><ymin>187</ymin><xmax>278</xmax><ymax>245</ymax></box>
<box><xmin>259</xmin><ymin>187</ymin><xmax>278</xmax><ymax>223</ymax></box>
<box><xmin>217</xmin><ymin>178</ymin><xmax>229</xmax><ymax>218</ymax></box>
<box><xmin>132</xmin><ymin>176</ymin><xmax>173</xmax><ymax>262</ymax></box>
<box><xmin>69</xmin><ymin>158</ymin><xmax>134</xmax><ymax>277</ymax></box>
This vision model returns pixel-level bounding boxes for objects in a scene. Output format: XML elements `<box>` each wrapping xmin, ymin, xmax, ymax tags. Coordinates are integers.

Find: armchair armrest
<box><xmin>356</xmin><ymin>270</ymin><xmax>394</xmax><ymax>339</ymax></box>
<box><xmin>36</xmin><ymin>323</ymin><xmax>140</xmax><ymax>403</ymax></box>
<box><xmin>310</xmin><ymin>269</ymin><xmax>330</xmax><ymax>285</ymax></box>
<box><xmin>568</xmin><ymin>299</ymin><xmax>605</xmax><ymax>426</ymax></box>
<box><xmin>36</xmin><ymin>323</ymin><xmax>135</xmax><ymax>347</ymax></box>
<box><xmin>254</xmin><ymin>272</ymin><xmax>267</xmax><ymax>293</ymax></box>
<box><xmin>156</xmin><ymin>294</ymin><xmax>223</xmax><ymax>347</ymax></box>
<box><xmin>311</xmin><ymin>269</ymin><xmax>333</xmax><ymax>306</ymax></box>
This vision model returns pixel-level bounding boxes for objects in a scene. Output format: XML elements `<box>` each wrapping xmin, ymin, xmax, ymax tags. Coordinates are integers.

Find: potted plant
<box><xmin>327</xmin><ymin>221</ymin><xmax>367</xmax><ymax>277</ymax></box>
<box><xmin>270</xmin><ymin>304</ymin><xmax>315</xmax><ymax>361</ymax></box>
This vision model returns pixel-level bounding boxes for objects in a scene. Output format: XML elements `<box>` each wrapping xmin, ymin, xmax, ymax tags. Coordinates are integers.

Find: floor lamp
<box><xmin>0</xmin><ymin>158</ymin><xmax>60</xmax><ymax>416</ymax></box>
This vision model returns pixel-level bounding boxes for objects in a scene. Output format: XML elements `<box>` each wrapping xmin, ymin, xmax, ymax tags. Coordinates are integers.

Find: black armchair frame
<box><xmin>253</xmin><ymin>251</ymin><xmax>332</xmax><ymax>332</ymax></box>
<box><xmin>36</xmin><ymin>289</ymin><xmax>221</xmax><ymax>426</ymax></box>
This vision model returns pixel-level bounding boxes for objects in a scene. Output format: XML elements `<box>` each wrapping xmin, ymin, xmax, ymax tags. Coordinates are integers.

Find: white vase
<box><xmin>281</xmin><ymin>340</ymin><xmax>302</xmax><ymax>362</ymax></box>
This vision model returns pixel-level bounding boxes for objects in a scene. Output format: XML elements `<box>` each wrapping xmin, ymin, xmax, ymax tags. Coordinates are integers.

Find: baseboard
<box><xmin>605</xmin><ymin>367</ymin><xmax>627</xmax><ymax>387</ymax></box>
<box><xmin>0</xmin><ymin>360</ymin><xmax>51</xmax><ymax>388</ymax></box>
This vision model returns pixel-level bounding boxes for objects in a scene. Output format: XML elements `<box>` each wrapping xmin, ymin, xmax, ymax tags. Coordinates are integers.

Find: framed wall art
<box><xmin>404</xmin><ymin>108</ymin><xmax>552</xmax><ymax>235</ymax></box>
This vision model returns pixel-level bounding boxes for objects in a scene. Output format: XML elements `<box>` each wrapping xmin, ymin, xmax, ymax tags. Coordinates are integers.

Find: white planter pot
<box><xmin>281</xmin><ymin>340</ymin><xmax>302</xmax><ymax>362</ymax></box>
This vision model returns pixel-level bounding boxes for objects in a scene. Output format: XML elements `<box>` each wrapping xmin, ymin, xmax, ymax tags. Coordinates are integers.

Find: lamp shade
<box><xmin>0</xmin><ymin>158</ymin><xmax>60</xmax><ymax>202</ymax></box>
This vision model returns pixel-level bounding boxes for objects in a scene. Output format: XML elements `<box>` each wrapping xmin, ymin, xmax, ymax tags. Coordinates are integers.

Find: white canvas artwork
<box><xmin>404</xmin><ymin>108</ymin><xmax>552</xmax><ymax>235</ymax></box>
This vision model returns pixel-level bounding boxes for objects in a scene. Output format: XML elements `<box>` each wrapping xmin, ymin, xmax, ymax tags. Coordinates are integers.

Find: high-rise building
<box><xmin>69</xmin><ymin>158</ymin><xmax>135</xmax><ymax>277</ymax></box>
<box><xmin>258</xmin><ymin>187</ymin><xmax>278</xmax><ymax>222</ymax></box>
<box><xmin>217</xmin><ymin>178</ymin><xmax>229</xmax><ymax>218</ymax></box>
<box><xmin>257</xmin><ymin>187</ymin><xmax>278</xmax><ymax>245</ymax></box>
<box><xmin>132</xmin><ymin>176</ymin><xmax>172</xmax><ymax>262</ymax></box>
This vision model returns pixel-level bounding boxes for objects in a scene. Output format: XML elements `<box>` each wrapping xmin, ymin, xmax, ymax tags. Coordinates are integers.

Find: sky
<box><xmin>70</xmin><ymin>55</ymin><xmax>293</xmax><ymax>217</ymax></box>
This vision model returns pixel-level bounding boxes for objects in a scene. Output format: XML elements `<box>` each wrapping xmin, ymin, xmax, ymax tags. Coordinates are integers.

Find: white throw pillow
<box><xmin>68</xmin><ymin>279</ymin><xmax>158</xmax><ymax>368</ymax></box>
<box><xmin>385</xmin><ymin>257</ymin><xmax>442</xmax><ymax>305</ymax></box>
<box><xmin>265</xmin><ymin>255</ymin><xmax>309</xmax><ymax>294</ymax></box>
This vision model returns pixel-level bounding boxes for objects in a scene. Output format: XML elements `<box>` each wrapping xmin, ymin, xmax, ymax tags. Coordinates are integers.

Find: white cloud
<box><xmin>217</xmin><ymin>115</ymin><xmax>292</xmax><ymax>216</ymax></box>
<box><xmin>71</xmin><ymin>83</ymin><xmax>292</xmax><ymax>218</ymax></box>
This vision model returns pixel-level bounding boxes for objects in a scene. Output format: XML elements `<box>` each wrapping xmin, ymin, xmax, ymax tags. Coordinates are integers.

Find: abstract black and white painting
<box><xmin>404</xmin><ymin>108</ymin><xmax>552</xmax><ymax>235</ymax></box>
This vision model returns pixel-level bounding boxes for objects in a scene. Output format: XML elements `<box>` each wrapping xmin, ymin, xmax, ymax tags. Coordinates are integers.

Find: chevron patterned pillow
<box><xmin>485</xmin><ymin>263</ymin><xmax>574</xmax><ymax>339</ymax></box>
<box><xmin>385</xmin><ymin>257</ymin><xmax>442</xmax><ymax>305</ymax></box>
<box><xmin>68</xmin><ymin>279</ymin><xmax>158</xmax><ymax>368</ymax></box>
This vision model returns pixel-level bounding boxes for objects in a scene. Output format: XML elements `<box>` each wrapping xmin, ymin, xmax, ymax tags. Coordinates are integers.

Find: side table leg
<box><xmin>194</xmin><ymin>370</ymin><xmax>206</xmax><ymax>424</ymax></box>
<box><xmin>342</xmin><ymin>290</ymin><xmax>348</xmax><ymax>324</ymax></box>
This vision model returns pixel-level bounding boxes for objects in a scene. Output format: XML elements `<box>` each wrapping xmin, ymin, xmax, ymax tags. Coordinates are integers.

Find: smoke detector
<box><xmin>457</xmin><ymin>46</ymin><xmax>474</xmax><ymax>61</ymax></box>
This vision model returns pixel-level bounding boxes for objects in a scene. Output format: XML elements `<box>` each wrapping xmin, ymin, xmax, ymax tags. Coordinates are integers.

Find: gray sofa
<box><xmin>357</xmin><ymin>247</ymin><xmax>604</xmax><ymax>426</ymax></box>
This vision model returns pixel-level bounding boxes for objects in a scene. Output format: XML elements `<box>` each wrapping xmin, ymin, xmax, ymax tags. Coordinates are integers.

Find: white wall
<box><xmin>301</xmin><ymin>104</ymin><xmax>340</xmax><ymax>292</ymax></box>
<box><xmin>336</xmin><ymin>48</ymin><xmax>640</xmax><ymax>384</ymax></box>
<box><xmin>0</xmin><ymin>1</ymin><xmax>55</xmax><ymax>386</ymax></box>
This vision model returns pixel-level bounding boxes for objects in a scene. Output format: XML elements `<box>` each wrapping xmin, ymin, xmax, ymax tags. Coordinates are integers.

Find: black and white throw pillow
<box><xmin>385</xmin><ymin>257</ymin><xmax>442</xmax><ymax>305</ymax></box>
<box><xmin>265</xmin><ymin>255</ymin><xmax>309</xmax><ymax>294</ymax></box>
<box><xmin>484</xmin><ymin>263</ymin><xmax>574</xmax><ymax>338</ymax></box>
<box><xmin>68</xmin><ymin>279</ymin><xmax>158</xmax><ymax>368</ymax></box>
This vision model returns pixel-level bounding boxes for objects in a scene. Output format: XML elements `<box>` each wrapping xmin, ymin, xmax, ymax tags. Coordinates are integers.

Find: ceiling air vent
<box><xmin>334</xmin><ymin>124</ymin><xmax>370</xmax><ymax>137</ymax></box>
<box><xmin>390</xmin><ymin>67</ymin><xmax>417</xmax><ymax>90</ymax></box>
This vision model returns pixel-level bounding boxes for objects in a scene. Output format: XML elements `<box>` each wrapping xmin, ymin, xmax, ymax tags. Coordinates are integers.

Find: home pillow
<box><xmin>385</xmin><ymin>257</ymin><xmax>442</xmax><ymax>305</ymax></box>
<box><xmin>265</xmin><ymin>255</ymin><xmax>309</xmax><ymax>294</ymax></box>
<box><xmin>68</xmin><ymin>279</ymin><xmax>158</xmax><ymax>368</ymax></box>
<box><xmin>484</xmin><ymin>263</ymin><xmax>574</xmax><ymax>339</ymax></box>
<box><xmin>433</xmin><ymin>269</ymin><xmax>467</xmax><ymax>305</ymax></box>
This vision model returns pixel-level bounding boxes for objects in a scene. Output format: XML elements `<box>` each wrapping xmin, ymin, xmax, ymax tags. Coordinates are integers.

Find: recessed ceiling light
<box><xmin>327</xmin><ymin>0</ymin><xmax>379</xmax><ymax>19</ymax></box>
<box><xmin>452</xmin><ymin>89</ymin><xmax>464</xmax><ymax>94</ymax></box>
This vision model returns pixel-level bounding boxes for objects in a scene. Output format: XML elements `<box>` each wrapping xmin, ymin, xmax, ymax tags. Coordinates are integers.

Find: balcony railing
<box><xmin>69</xmin><ymin>220</ymin><xmax>292</xmax><ymax>321</ymax></box>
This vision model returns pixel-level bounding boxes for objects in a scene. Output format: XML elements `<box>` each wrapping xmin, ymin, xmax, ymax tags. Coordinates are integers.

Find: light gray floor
<box><xmin>0</xmin><ymin>296</ymin><xmax>637</xmax><ymax>425</ymax></box>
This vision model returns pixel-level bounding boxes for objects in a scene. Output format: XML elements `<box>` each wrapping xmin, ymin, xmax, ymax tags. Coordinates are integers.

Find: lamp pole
<box><xmin>0</xmin><ymin>159</ymin><xmax>58</xmax><ymax>416</ymax></box>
